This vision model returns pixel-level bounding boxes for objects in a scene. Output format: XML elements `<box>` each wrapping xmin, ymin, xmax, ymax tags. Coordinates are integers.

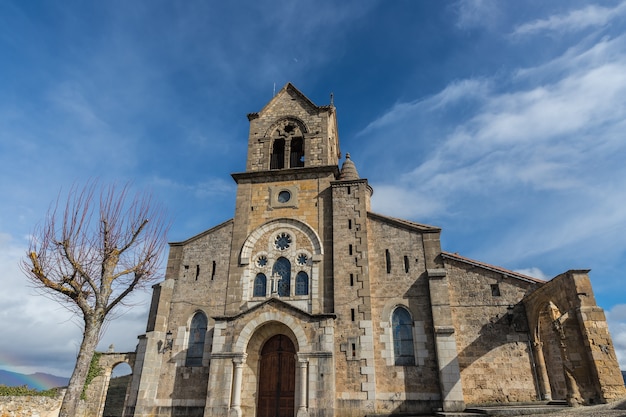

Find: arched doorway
<box><xmin>257</xmin><ymin>334</ymin><xmax>296</xmax><ymax>417</ymax></box>
<box><xmin>538</xmin><ymin>302</ymin><xmax>567</xmax><ymax>400</ymax></box>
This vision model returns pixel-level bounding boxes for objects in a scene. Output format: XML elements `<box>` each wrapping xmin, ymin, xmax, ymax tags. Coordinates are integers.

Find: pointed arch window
<box><xmin>295</xmin><ymin>271</ymin><xmax>309</xmax><ymax>295</ymax></box>
<box><xmin>273</xmin><ymin>257</ymin><xmax>291</xmax><ymax>296</ymax></box>
<box><xmin>186</xmin><ymin>312</ymin><xmax>208</xmax><ymax>366</ymax></box>
<box><xmin>253</xmin><ymin>273</ymin><xmax>267</xmax><ymax>297</ymax></box>
<box><xmin>392</xmin><ymin>307</ymin><xmax>415</xmax><ymax>366</ymax></box>
<box><xmin>271</xmin><ymin>139</ymin><xmax>285</xmax><ymax>169</ymax></box>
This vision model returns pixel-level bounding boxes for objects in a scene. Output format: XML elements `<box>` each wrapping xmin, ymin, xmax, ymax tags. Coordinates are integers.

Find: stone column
<box><xmin>229</xmin><ymin>354</ymin><xmax>247</xmax><ymax>417</ymax></box>
<box><xmin>532</xmin><ymin>341</ymin><xmax>552</xmax><ymax>400</ymax></box>
<box><xmin>297</xmin><ymin>358</ymin><xmax>309</xmax><ymax>417</ymax></box>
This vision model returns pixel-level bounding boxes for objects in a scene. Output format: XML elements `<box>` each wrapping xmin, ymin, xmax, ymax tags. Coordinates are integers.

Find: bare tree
<box><xmin>22</xmin><ymin>182</ymin><xmax>168</xmax><ymax>417</ymax></box>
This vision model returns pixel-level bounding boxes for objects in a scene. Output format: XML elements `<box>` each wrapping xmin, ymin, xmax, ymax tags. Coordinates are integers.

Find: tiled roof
<box><xmin>367</xmin><ymin>212</ymin><xmax>441</xmax><ymax>232</ymax></box>
<box><xmin>442</xmin><ymin>251</ymin><xmax>546</xmax><ymax>284</ymax></box>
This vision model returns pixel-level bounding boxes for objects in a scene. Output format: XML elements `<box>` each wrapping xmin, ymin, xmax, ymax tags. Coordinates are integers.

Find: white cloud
<box><xmin>512</xmin><ymin>2</ymin><xmax>626</xmax><ymax>37</ymax></box>
<box><xmin>0</xmin><ymin>231</ymin><xmax>152</xmax><ymax>377</ymax></box>
<box><xmin>513</xmin><ymin>267</ymin><xmax>549</xmax><ymax>280</ymax></box>
<box><xmin>606</xmin><ymin>304</ymin><xmax>626</xmax><ymax>369</ymax></box>
<box><xmin>454</xmin><ymin>0</ymin><xmax>502</xmax><ymax>30</ymax></box>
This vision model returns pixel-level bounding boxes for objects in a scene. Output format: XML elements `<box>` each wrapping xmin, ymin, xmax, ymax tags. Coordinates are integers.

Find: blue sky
<box><xmin>1</xmin><ymin>0</ymin><xmax>626</xmax><ymax>378</ymax></box>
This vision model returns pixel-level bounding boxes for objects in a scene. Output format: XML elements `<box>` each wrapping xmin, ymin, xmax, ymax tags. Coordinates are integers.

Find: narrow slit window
<box><xmin>348</xmin><ymin>219</ymin><xmax>352</xmax><ymax>229</ymax></box>
<box><xmin>349</xmin><ymin>244</ymin><xmax>353</xmax><ymax>255</ymax></box>
<box><xmin>404</xmin><ymin>256</ymin><xmax>410</xmax><ymax>273</ymax></box>
<box><xmin>351</xmin><ymin>343</ymin><xmax>357</xmax><ymax>358</ymax></box>
<box><xmin>195</xmin><ymin>265</ymin><xmax>200</xmax><ymax>281</ymax></box>
<box><xmin>385</xmin><ymin>249</ymin><xmax>391</xmax><ymax>274</ymax></box>
<box><xmin>350</xmin><ymin>273</ymin><xmax>354</xmax><ymax>286</ymax></box>
<box><xmin>211</xmin><ymin>261</ymin><xmax>216</xmax><ymax>280</ymax></box>
<box><xmin>351</xmin><ymin>308</ymin><xmax>355</xmax><ymax>322</ymax></box>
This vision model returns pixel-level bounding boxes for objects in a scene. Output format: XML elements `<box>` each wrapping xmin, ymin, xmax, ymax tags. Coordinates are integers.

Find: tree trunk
<box><xmin>59</xmin><ymin>316</ymin><xmax>103</xmax><ymax>417</ymax></box>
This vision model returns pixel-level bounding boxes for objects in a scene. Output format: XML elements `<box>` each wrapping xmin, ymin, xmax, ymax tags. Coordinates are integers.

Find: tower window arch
<box><xmin>186</xmin><ymin>312</ymin><xmax>208</xmax><ymax>366</ymax></box>
<box><xmin>290</xmin><ymin>137</ymin><xmax>304</xmax><ymax>168</ymax></box>
<box><xmin>295</xmin><ymin>271</ymin><xmax>309</xmax><ymax>295</ymax></box>
<box><xmin>253</xmin><ymin>273</ymin><xmax>267</xmax><ymax>297</ymax></box>
<box><xmin>271</xmin><ymin>139</ymin><xmax>285</xmax><ymax>169</ymax></box>
<box><xmin>392</xmin><ymin>306</ymin><xmax>415</xmax><ymax>366</ymax></box>
<box><xmin>273</xmin><ymin>257</ymin><xmax>291</xmax><ymax>296</ymax></box>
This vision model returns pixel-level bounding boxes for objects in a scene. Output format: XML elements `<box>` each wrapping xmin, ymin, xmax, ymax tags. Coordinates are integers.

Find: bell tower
<box><xmin>225</xmin><ymin>83</ymin><xmax>341</xmax><ymax>315</ymax></box>
<box><xmin>244</xmin><ymin>82</ymin><xmax>340</xmax><ymax>172</ymax></box>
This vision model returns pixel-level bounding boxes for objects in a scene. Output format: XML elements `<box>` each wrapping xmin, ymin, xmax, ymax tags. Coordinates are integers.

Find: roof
<box><xmin>213</xmin><ymin>296</ymin><xmax>337</xmax><ymax>322</ymax></box>
<box><xmin>367</xmin><ymin>212</ymin><xmax>441</xmax><ymax>233</ymax></box>
<box><xmin>441</xmin><ymin>251</ymin><xmax>546</xmax><ymax>284</ymax></box>
<box><xmin>247</xmin><ymin>82</ymin><xmax>332</xmax><ymax>120</ymax></box>
<box><xmin>169</xmin><ymin>218</ymin><xmax>234</xmax><ymax>246</ymax></box>
<box><xmin>339</xmin><ymin>153</ymin><xmax>360</xmax><ymax>180</ymax></box>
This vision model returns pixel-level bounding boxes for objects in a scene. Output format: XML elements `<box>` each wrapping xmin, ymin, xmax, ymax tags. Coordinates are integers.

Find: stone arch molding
<box><xmin>264</xmin><ymin>116</ymin><xmax>309</xmax><ymax>139</ymax></box>
<box><xmin>233</xmin><ymin>313</ymin><xmax>310</xmax><ymax>353</ymax></box>
<box><xmin>240</xmin><ymin>218</ymin><xmax>323</xmax><ymax>265</ymax></box>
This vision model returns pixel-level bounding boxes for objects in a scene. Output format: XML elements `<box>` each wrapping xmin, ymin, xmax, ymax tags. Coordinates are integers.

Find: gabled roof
<box><xmin>367</xmin><ymin>211</ymin><xmax>441</xmax><ymax>233</ymax></box>
<box><xmin>247</xmin><ymin>82</ymin><xmax>331</xmax><ymax>120</ymax></box>
<box><xmin>441</xmin><ymin>251</ymin><xmax>546</xmax><ymax>284</ymax></box>
<box><xmin>169</xmin><ymin>218</ymin><xmax>234</xmax><ymax>246</ymax></box>
<box><xmin>212</xmin><ymin>296</ymin><xmax>336</xmax><ymax>322</ymax></box>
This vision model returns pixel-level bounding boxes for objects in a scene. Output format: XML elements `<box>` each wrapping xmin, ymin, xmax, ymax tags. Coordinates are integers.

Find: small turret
<box><xmin>339</xmin><ymin>153</ymin><xmax>360</xmax><ymax>180</ymax></box>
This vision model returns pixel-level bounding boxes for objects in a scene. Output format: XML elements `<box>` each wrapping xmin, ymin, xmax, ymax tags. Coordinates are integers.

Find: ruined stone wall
<box><xmin>0</xmin><ymin>394</ymin><xmax>62</xmax><ymax>417</ymax></box>
<box><xmin>446</xmin><ymin>258</ymin><xmax>539</xmax><ymax>405</ymax></box>
<box><xmin>524</xmin><ymin>270</ymin><xmax>626</xmax><ymax>404</ymax></box>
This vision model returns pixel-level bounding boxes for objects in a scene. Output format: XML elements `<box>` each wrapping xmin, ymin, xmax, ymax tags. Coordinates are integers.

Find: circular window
<box><xmin>257</xmin><ymin>255</ymin><xmax>268</xmax><ymax>267</ymax></box>
<box><xmin>277</xmin><ymin>190</ymin><xmax>291</xmax><ymax>203</ymax></box>
<box><xmin>274</xmin><ymin>232</ymin><xmax>292</xmax><ymax>250</ymax></box>
<box><xmin>297</xmin><ymin>253</ymin><xmax>308</xmax><ymax>265</ymax></box>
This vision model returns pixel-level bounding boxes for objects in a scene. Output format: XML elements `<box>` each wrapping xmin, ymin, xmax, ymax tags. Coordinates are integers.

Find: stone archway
<box><xmin>79</xmin><ymin>351</ymin><xmax>136</xmax><ymax>417</ymax></box>
<box><xmin>537</xmin><ymin>302</ymin><xmax>567</xmax><ymax>400</ymax></box>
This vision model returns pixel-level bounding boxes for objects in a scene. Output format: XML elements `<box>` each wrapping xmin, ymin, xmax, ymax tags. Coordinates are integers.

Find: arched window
<box><xmin>290</xmin><ymin>137</ymin><xmax>304</xmax><ymax>168</ymax></box>
<box><xmin>271</xmin><ymin>139</ymin><xmax>285</xmax><ymax>169</ymax></box>
<box><xmin>295</xmin><ymin>271</ymin><xmax>308</xmax><ymax>295</ymax></box>
<box><xmin>392</xmin><ymin>307</ymin><xmax>415</xmax><ymax>366</ymax></box>
<box><xmin>253</xmin><ymin>273</ymin><xmax>267</xmax><ymax>297</ymax></box>
<box><xmin>186</xmin><ymin>312</ymin><xmax>208</xmax><ymax>366</ymax></box>
<box><xmin>273</xmin><ymin>257</ymin><xmax>291</xmax><ymax>296</ymax></box>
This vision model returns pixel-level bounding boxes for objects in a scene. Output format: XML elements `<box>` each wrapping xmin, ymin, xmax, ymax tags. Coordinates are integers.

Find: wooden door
<box><xmin>257</xmin><ymin>335</ymin><xmax>296</xmax><ymax>417</ymax></box>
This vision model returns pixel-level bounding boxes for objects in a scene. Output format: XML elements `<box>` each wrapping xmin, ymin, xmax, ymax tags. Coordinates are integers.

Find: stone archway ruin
<box><xmin>523</xmin><ymin>270</ymin><xmax>625</xmax><ymax>405</ymax></box>
<box><xmin>79</xmin><ymin>351</ymin><xmax>136</xmax><ymax>417</ymax></box>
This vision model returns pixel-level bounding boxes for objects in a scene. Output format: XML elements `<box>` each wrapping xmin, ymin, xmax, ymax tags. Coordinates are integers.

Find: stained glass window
<box><xmin>273</xmin><ymin>257</ymin><xmax>291</xmax><ymax>296</ymax></box>
<box><xmin>253</xmin><ymin>273</ymin><xmax>267</xmax><ymax>297</ymax></box>
<box><xmin>186</xmin><ymin>312</ymin><xmax>208</xmax><ymax>366</ymax></box>
<box><xmin>392</xmin><ymin>307</ymin><xmax>415</xmax><ymax>366</ymax></box>
<box><xmin>295</xmin><ymin>271</ymin><xmax>308</xmax><ymax>295</ymax></box>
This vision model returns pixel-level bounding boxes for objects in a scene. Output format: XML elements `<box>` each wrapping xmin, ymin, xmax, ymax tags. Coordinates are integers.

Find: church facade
<box><xmin>123</xmin><ymin>84</ymin><xmax>625</xmax><ymax>417</ymax></box>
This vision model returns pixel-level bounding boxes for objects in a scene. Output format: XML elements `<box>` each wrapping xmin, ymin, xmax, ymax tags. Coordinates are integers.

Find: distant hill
<box><xmin>0</xmin><ymin>369</ymin><xmax>69</xmax><ymax>391</ymax></box>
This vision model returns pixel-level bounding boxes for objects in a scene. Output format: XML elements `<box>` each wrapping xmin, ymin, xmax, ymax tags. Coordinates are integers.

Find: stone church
<box><xmin>123</xmin><ymin>83</ymin><xmax>625</xmax><ymax>417</ymax></box>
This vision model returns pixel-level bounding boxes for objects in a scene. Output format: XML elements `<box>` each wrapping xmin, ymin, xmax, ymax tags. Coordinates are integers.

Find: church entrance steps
<box><xmin>452</xmin><ymin>400</ymin><xmax>569</xmax><ymax>416</ymax></box>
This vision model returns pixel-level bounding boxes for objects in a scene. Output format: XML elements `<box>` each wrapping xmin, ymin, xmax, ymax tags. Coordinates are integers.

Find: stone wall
<box><xmin>0</xmin><ymin>393</ymin><xmax>62</xmax><ymax>417</ymax></box>
<box><xmin>446</xmin><ymin>258</ymin><xmax>539</xmax><ymax>404</ymax></box>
